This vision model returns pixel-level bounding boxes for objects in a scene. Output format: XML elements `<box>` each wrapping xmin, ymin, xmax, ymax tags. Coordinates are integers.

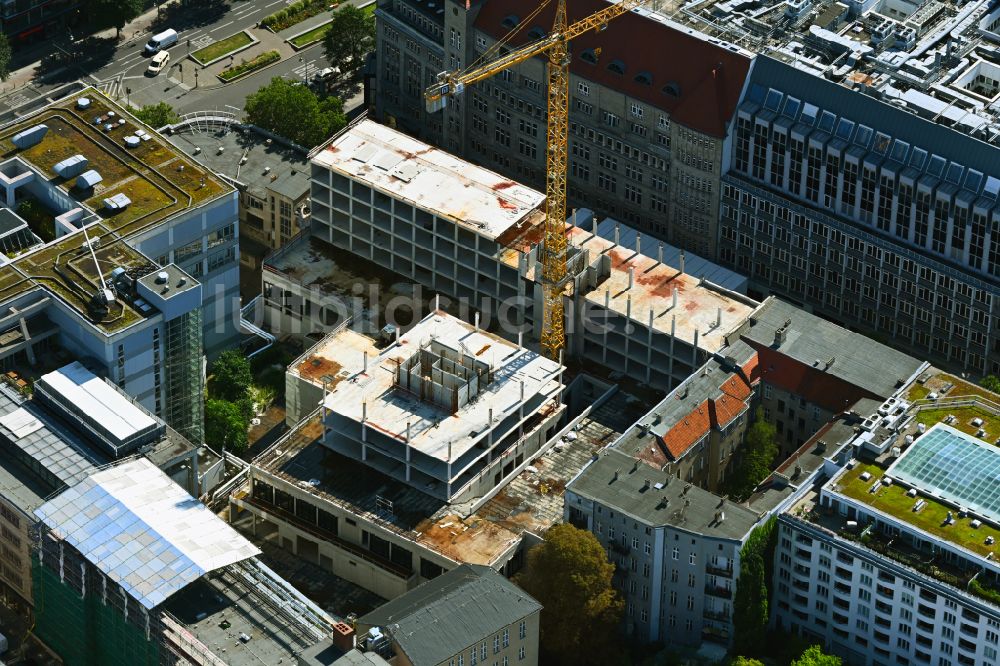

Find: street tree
<box><xmin>323</xmin><ymin>5</ymin><xmax>375</xmax><ymax>77</ymax></box>
<box><xmin>0</xmin><ymin>34</ymin><xmax>11</xmax><ymax>82</ymax></box>
<box><xmin>132</xmin><ymin>102</ymin><xmax>179</xmax><ymax>129</ymax></box>
<box><xmin>730</xmin><ymin>658</ymin><xmax>765</xmax><ymax>666</ymax></box>
<box><xmin>88</xmin><ymin>0</ymin><xmax>143</xmax><ymax>39</ymax></box>
<box><xmin>514</xmin><ymin>523</ymin><xmax>624</xmax><ymax>665</ymax></box>
<box><xmin>245</xmin><ymin>77</ymin><xmax>346</xmax><ymax>148</ymax></box>
<box><xmin>204</xmin><ymin>399</ymin><xmax>249</xmax><ymax>452</ymax></box>
<box><xmin>210</xmin><ymin>349</ymin><xmax>252</xmax><ymax>402</ymax></box>
<box><xmin>791</xmin><ymin>645</ymin><xmax>842</xmax><ymax>666</ymax></box>
<box><xmin>725</xmin><ymin>407</ymin><xmax>778</xmax><ymax>501</ymax></box>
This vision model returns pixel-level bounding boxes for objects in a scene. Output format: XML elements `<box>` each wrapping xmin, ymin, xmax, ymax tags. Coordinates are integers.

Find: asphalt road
<box><xmin>1</xmin><ymin>0</ymin><xmax>361</xmax><ymax>119</ymax></box>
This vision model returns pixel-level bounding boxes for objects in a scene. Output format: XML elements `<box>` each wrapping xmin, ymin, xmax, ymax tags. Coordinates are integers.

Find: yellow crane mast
<box><xmin>426</xmin><ymin>0</ymin><xmax>643</xmax><ymax>360</ymax></box>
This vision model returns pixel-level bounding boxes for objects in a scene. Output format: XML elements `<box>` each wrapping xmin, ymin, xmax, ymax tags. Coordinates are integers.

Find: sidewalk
<box><xmin>4</xmin><ymin>2</ymin><xmax>167</xmax><ymax>92</ymax></box>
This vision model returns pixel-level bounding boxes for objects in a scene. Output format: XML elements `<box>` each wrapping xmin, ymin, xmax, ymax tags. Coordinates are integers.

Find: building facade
<box><xmin>566</xmin><ymin>447</ymin><xmax>762</xmax><ymax>647</ymax></box>
<box><xmin>374</xmin><ymin>0</ymin><xmax>752</xmax><ymax>256</ymax></box>
<box><xmin>722</xmin><ymin>56</ymin><xmax>1000</xmax><ymax>375</ymax></box>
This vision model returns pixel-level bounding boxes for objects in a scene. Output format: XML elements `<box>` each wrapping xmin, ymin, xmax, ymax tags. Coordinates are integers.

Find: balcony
<box><xmin>703</xmin><ymin>608</ymin><xmax>731</xmax><ymax>622</ymax></box>
<box><xmin>704</xmin><ymin>584</ymin><xmax>733</xmax><ymax>599</ymax></box>
<box><xmin>706</xmin><ymin>563</ymin><xmax>734</xmax><ymax>578</ymax></box>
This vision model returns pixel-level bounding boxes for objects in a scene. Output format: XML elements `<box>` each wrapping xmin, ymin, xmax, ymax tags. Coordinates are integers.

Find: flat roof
<box><xmin>568</xmin><ymin>448</ymin><xmax>762</xmax><ymax>540</ymax></box>
<box><xmin>741</xmin><ymin>298</ymin><xmax>925</xmax><ymax>399</ymax></box>
<box><xmin>35</xmin><ymin>458</ymin><xmax>260</xmax><ymax>609</ymax></box>
<box><xmin>168</xmin><ymin>124</ymin><xmax>309</xmax><ymax>201</ymax></box>
<box><xmin>38</xmin><ymin>361</ymin><xmax>157</xmax><ymax>444</ymax></box>
<box><xmin>569</xmin><ymin>225</ymin><xmax>758</xmax><ymax>354</ymax></box>
<box><xmin>321</xmin><ymin>312</ymin><xmax>562</xmax><ymax>463</ymax></box>
<box><xmin>0</xmin><ymin>447</ymin><xmax>52</xmax><ymax>516</ymax></box>
<box><xmin>163</xmin><ymin>565</ymin><xmax>324</xmax><ymax>666</ymax></box>
<box><xmin>315</xmin><ymin>120</ymin><xmax>545</xmax><ymax>241</ymax></box>
<box><xmin>0</xmin><ymin>89</ymin><xmax>231</xmax><ymax>334</ymax></box>
<box><xmin>255</xmin><ymin>390</ymin><xmax>638</xmax><ymax>564</ymax></box>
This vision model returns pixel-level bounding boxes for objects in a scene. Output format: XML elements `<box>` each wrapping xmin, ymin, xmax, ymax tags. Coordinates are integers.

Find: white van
<box><xmin>144</xmin><ymin>29</ymin><xmax>178</xmax><ymax>55</ymax></box>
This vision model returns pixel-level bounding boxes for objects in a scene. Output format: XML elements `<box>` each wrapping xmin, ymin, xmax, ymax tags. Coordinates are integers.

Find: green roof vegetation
<box><xmin>835</xmin><ymin>462</ymin><xmax>1000</xmax><ymax>557</ymax></box>
<box><xmin>219</xmin><ymin>51</ymin><xmax>281</xmax><ymax>82</ymax></box>
<box><xmin>191</xmin><ymin>31</ymin><xmax>254</xmax><ymax>65</ymax></box>
<box><xmin>0</xmin><ymin>89</ymin><xmax>232</xmax><ymax>333</ymax></box>
<box><xmin>914</xmin><ymin>404</ymin><xmax>1000</xmax><ymax>440</ymax></box>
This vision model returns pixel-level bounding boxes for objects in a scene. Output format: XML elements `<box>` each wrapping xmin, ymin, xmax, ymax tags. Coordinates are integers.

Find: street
<box><xmin>1</xmin><ymin>0</ymin><xmax>364</xmax><ymax>120</ymax></box>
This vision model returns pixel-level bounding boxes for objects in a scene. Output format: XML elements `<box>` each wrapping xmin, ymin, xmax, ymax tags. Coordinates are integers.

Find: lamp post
<box><xmin>194</xmin><ymin>68</ymin><xmax>199</xmax><ymax>89</ymax></box>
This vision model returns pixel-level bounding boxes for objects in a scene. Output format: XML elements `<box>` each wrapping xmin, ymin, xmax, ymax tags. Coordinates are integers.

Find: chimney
<box><xmin>657</xmin><ymin>241</ymin><xmax>664</xmax><ymax>265</ymax></box>
<box><xmin>363</xmin><ymin>351</ymin><xmax>368</xmax><ymax>373</ymax></box>
<box><xmin>614</xmin><ymin>222</ymin><xmax>620</xmax><ymax>246</ymax></box>
<box><xmin>474</xmin><ymin>311</ymin><xmax>480</xmax><ymax>331</ymax></box>
<box><xmin>716</xmin><ymin>307</ymin><xmax>722</xmax><ymax>328</ymax></box>
<box><xmin>592</xmin><ymin>213</ymin><xmax>598</xmax><ymax>238</ymax></box>
<box><xmin>643</xmin><ymin>478</ymin><xmax>651</xmax><ymax>490</ymax></box>
<box><xmin>672</xmin><ymin>287</ymin><xmax>678</xmax><ymax>309</ymax></box>
<box><xmin>405</xmin><ymin>421</ymin><xmax>411</xmax><ymax>442</ymax></box>
<box><xmin>628</xmin><ymin>267</ymin><xmax>634</xmax><ymax>290</ymax></box>
<box><xmin>679</xmin><ymin>250</ymin><xmax>685</xmax><ymax>274</ymax></box>
<box><xmin>434</xmin><ymin>292</ymin><xmax>440</xmax><ymax>312</ymax></box>
<box><xmin>613</xmin><ymin>468</ymin><xmax>621</xmax><ymax>481</ymax></box>
<box><xmin>636</xmin><ymin>232</ymin><xmax>642</xmax><ymax>256</ymax></box>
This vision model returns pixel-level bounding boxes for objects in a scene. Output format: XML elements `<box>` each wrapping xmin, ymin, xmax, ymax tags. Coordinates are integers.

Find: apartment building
<box><xmin>610</xmin><ymin>351</ymin><xmax>757</xmax><ymax>493</ymax></box>
<box><xmin>566</xmin><ymin>446</ymin><xmax>762</xmax><ymax>648</ymax></box>
<box><xmin>1</xmin><ymin>0</ymin><xmax>78</xmax><ymax>42</ymax></box>
<box><xmin>722</xmin><ymin>55</ymin><xmax>1000</xmax><ymax>374</ymax></box>
<box><xmin>374</xmin><ymin>0</ymin><xmax>752</xmax><ymax>256</ymax></box>
<box><xmin>357</xmin><ymin>564</ymin><xmax>542</xmax><ymax>666</ymax></box>
<box><xmin>775</xmin><ymin>423</ymin><xmax>1000</xmax><ymax>666</ymax></box>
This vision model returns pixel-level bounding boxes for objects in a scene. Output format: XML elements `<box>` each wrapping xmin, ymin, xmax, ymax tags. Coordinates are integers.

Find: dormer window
<box><xmin>527</xmin><ymin>26</ymin><xmax>545</xmax><ymax>40</ymax></box>
<box><xmin>634</xmin><ymin>71</ymin><xmax>653</xmax><ymax>86</ymax></box>
<box><xmin>580</xmin><ymin>48</ymin><xmax>598</xmax><ymax>64</ymax></box>
<box><xmin>662</xmin><ymin>82</ymin><xmax>681</xmax><ymax>97</ymax></box>
<box><xmin>502</xmin><ymin>14</ymin><xmax>520</xmax><ymax>29</ymax></box>
<box><xmin>607</xmin><ymin>59</ymin><xmax>625</xmax><ymax>75</ymax></box>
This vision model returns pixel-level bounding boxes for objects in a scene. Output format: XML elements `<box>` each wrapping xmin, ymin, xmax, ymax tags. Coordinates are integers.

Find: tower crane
<box><xmin>426</xmin><ymin>0</ymin><xmax>643</xmax><ymax>360</ymax></box>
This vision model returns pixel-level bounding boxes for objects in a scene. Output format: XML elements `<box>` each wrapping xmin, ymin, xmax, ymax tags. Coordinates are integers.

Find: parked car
<box><xmin>147</xmin><ymin>51</ymin><xmax>170</xmax><ymax>75</ymax></box>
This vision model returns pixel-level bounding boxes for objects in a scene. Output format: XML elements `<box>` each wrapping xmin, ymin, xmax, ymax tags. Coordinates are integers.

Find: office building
<box><xmin>0</xmin><ymin>361</ymin><xmax>218</xmax><ymax>610</ymax></box>
<box><xmin>722</xmin><ymin>55</ymin><xmax>1000</xmax><ymax>374</ymax></box>
<box><xmin>356</xmin><ymin>563</ymin><xmax>542</xmax><ymax>666</ymax></box>
<box><xmin>374</xmin><ymin>0</ymin><xmax>752</xmax><ymax>256</ymax></box>
<box><xmin>0</xmin><ymin>90</ymin><xmax>242</xmax><ymax>442</ymax></box>
<box><xmin>1</xmin><ymin>0</ymin><xmax>79</xmax><ymax>43</ymax></box>
<box><xmin>31</xmin><ymin>457</ymin><xmax>335</xmax><ymax>666</ymax></box>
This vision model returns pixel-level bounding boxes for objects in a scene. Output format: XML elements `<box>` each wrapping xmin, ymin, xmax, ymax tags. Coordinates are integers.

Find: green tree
<box><xmin>323</xmin><ymin>5</ymin><xmax>375</xmax><ymax>77</ymax></box>
<box><xmin>0</xmin><ymin>34</ymin><xmax>11</xmax><ymax>82</ymax></box>
<box><xmin>981</xmin><ymin>375</ymin><xmax>1000</xmax><ymax>394</ymax></box>
<box><xmin>245</xmin><ymin>77</ymin><xmax>346</xmax><ymax>147</ymax></box>
<box><xmin>514</xmin><ymin>524</ymin><xmax>623</xmax><ymax>666</ymax></box>
<box><xmin>210</xmin><ymin>350</ymin><xmax>252</xmax><ymax>402</ymax></box>
<box><xmin>733</xmin><ymin>518</ymin><xmax>776</xmax><ymax>657</ymax></box>
<box><xmin>204</xmin><ymin>399</ymin><xmax>249</xmax><ymax>452</ymax></box>
<box><xmin>729</xmin><ymin>658</ymin><xmax>765</xmax><ymax>666</ymax></box>
<box><xmin>131</xmin><ymin>102</ymin><xmax>180</xmax><ymax>129</ymax></box>
<box><xmin>791</xmin><ymin>645</ymin><xmax>842</xmax><ymax>666</ymax></box>
<box><xmin>725</xmin><ymin>407</ymin><xmax>778</xmax><ymax>501</ymax></box>
<box><xmin>87</xmin><ymin>0</ymin><xmax>143</xmax><ymax>38</ymax></box>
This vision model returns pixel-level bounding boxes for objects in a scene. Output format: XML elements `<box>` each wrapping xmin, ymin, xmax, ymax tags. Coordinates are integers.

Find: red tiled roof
<box><xmin>742</xmin><ymin>353</ymin><xmax>760</xmax><ymax>385</ymax></box>
<box><xmin>471</xmin><ymin>0</ymin><xmax>752</xmax><ymax>138</ymax></box>
<box><xmin>657</xmin><ymin>370</ymin><xmax>754</xmax><ymax>461</ymax></box>
<box><xmin>659</xmin><ymin>399</ymin><xmax>712</xmax><ymax>460</ymax></box>
<box><xmin>748</xmin><ymin>343</ymin><xmax>880</xmax><ymax>413</ymax></box>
